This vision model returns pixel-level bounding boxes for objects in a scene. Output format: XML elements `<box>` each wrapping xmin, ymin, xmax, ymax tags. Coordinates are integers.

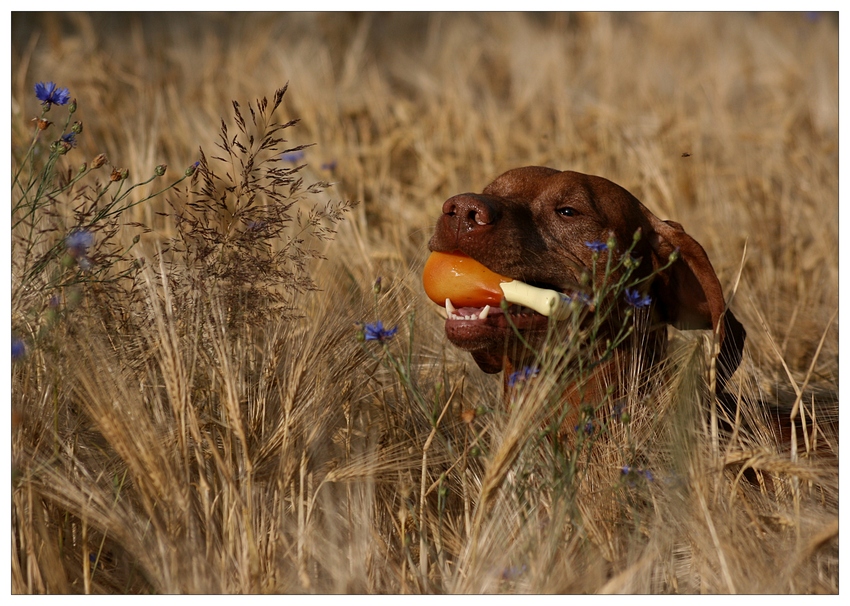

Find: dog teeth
<box><xmin>444</xmin><ymin>299</ymin><xmax>491</xmax><ymax>322</ymax></box>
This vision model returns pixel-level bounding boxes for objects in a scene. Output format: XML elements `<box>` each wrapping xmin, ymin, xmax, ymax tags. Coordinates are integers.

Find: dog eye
<box><xmin>556</xmin><ymin>207</ymin><xmax>577</xmax><ymax>217</ymax></box>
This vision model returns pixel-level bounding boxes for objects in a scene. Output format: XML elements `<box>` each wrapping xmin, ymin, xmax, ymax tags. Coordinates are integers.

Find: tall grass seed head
<box><xmin>66</xmin><ymin>287</ymin><xmax>83</xmax><ymax>307</ymax></box>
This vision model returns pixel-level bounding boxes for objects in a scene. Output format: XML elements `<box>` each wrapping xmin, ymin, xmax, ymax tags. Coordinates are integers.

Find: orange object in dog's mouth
<box><xmin>422</xmin><ymin>251</ymin><xmax>510</xmax><ymax>310</ymax></box>
<box><xmin>423</xmin><ymin>251</ymin><xmax>576</xmax><ymax>321</ymax></box>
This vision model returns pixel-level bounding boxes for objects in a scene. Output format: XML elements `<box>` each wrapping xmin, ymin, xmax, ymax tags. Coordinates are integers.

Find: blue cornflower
<box><xmin>613</xmin><ymin>401</ymin><xmax>631</xmax><ymax>423</ymax></box>
<box><xmin>585</xmin><ymin>240</ymin><xmax>608</xmax><ymax>253</ymax></box>
<box><xmin>500</xmin><ymin>564</ymin><xmax>528</xmax><ymax>580</ymax></box>
<box><xmin>65</xmin><ymin>229</ymin><xmax>94</xmax><ymax>257</ymax></box>
<box><xmin>34</xmin><ymin>82</ymin><xmax>71</xmax><ymax>107</ymax></box>
<box><xmin>575</xmin><ymin>420</ymin><xmax>595</xmax><ymax>435</ymax></box>
<box><xmin>624</xmin><ymin>288</ymin><xmax>652</xmax><ymax>308</ymax></box>
<box><xmin>364</xmin><ymin>321</ymin><xmax>398</xmax><ymax>342</ymax></box>
<box><xmin>321</xmin><ymin>160</ymin><xmax>337</xmax><ymax>171</ymax></box>
<box><xmin>61</xmin><ymin>132</ymin><xmax>77</xmax><ymax>148</ymax></box>
<box><xmin>569</xmin><ymin>291</ymin><xmax>593</xmax><ymax>306</ymax></box>
<box><xmin>621</xmin><ymin>465</ymin><xmax>654</xmax><ymax>484</ymax></box>
<box><xmin>281</xmin><ymin>150</ymin><xmax>305</xmax><ymax>163</ymax></box>
<box><xmin>507</xmin><ymin>366</ymin><xmax>539</xmax><ymax>387</ymax></box>
<box><xmin>12</xmin><ymin>339</ymin><xmax>26</xmax><ymax>361</ymax></box>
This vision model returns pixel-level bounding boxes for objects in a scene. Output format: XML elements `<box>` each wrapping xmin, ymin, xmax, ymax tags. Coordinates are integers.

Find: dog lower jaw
<box><xmin>443</xmin><ymin>304</ymin><xmax>550</xmax><ymax>374</ymax></box>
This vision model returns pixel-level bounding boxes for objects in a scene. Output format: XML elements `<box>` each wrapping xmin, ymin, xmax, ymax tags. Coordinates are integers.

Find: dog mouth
<box><xmin>440</xmin><ymin>279</ymin><xmax>590</xmax><ymax>354</ymax></box>
<box><xmin>443</xmin><ymin>298</ymin><xmax>551</xmax><ymax>326</ymax></box>
<box><xmin>423</xmin><ymin>250</ymin><xmax>591</xmax><ymax>354</ymax></box>
<box><xmin>440</xmin><ymin>298</ymin><xmax>550</xmax><ymax>353</ymax></box>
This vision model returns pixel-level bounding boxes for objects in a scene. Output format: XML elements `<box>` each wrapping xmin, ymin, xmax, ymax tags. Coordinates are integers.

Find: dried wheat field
<box><xmin>10</xmin><ymin>12</ymin><xmax>838</xmax><ymax>594</ymax></box>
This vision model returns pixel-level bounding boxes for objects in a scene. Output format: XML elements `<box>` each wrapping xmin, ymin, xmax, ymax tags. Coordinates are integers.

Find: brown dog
<box><xmin>426</xmin><ymin>166</ymin><xmax>746</xmax><ymax>410</ymax></box>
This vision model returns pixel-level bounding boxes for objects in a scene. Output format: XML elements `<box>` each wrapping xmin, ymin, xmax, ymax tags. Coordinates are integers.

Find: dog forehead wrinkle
<box><xmin>560</xmin><ymin>177</ymin><xmax>652</xmax><ymax>247</ymax></box>
<box><xmin>483</xmin><ymin>166</ymin><xmax>561</xmax><ymax>198</ymax></box>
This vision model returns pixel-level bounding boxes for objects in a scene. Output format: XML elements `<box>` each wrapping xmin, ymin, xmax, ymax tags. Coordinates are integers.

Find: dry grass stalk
<box><xmin>10</xmin><ymin>13</ymin><xmax>837</xmax><ymax>594</ymax></box>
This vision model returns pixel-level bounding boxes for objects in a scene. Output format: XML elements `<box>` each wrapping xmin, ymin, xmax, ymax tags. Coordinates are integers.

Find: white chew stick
<box><xmin>499</xmin><ymin>280</ymin><xmax>573</xmax><ymax>320</ymax></box>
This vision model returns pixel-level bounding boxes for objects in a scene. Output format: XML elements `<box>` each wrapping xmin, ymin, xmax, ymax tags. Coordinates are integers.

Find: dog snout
<box><xmin>442</xmin><ymin>194</ymin><xmax>501</xmax><ymax>229</ymax></box>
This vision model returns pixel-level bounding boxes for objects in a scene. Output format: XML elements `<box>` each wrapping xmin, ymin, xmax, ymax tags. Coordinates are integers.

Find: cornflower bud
<box><xmin>120</xmin><ymin>168</ymin><xmax>129</xmax><ymax>181</ymax></box>
<box><xmin>92</xmin><ymin>153</ymin><xmax>108</xmax><ymax>169</ymax></box>
<box><xmin>110</xmin><ymin>168</ymin><xmax>122</xmax><ymax>182</ymax></box>
<box><xmin>78</xmin><ymin>163</ymin><xmax>87</xmax><ymax>174</ymax></box>
<box><xmin>185</xmin><ymin>161</ymin><xmax>200</xmax><ymax>177</ymax></box>
<box><xmin>71</xmin><ymin>121</ymin><xmax>83</xmax><ymax>134</ymax></box>
<box><xmin>60</xmin><ymin>132</ymin><xmax>76</xmax><ymax>149</ymax></box>
<box><xmin>68</xmin><ymin>98</ymin><xmax>77</xmax><ymax>114</ymax></box>
<box><xmin>373</xmin><ymin>276</ymin><xmax>382</xmax><ymax>295</ymax></box>
<box><xmin>33</xmin><ymin>118</ymin><xmax>52</xmax><ymax>130</ymax></box>
<box><xmin>50</xmin><ymin>140</ymin><xmax>71</xmax><ymax>155</ymax></box>
<box><xmin>154</xmin><ymin>164</ymin><xmax>167</xmax><ymax>177</ymax></box>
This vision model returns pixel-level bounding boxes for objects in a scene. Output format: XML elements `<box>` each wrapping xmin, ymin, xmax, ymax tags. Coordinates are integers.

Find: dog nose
<box><xmin>442</xmin><ymin>194</ymin><xmax>500</xmax><ymax>228</ymax></box>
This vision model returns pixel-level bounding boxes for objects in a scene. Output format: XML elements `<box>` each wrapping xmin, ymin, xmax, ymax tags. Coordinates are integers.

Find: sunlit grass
<box><xmin>10</xmin><ymin>12</ymin><xmax>837</xmax><ymax>594</ymax></box>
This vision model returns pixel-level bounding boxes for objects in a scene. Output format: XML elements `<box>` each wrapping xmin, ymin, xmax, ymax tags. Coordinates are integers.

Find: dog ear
<box><xmin>643</xmin><ymin>214</ymin><xmax>746</xmax><ymax>392</ymax></box>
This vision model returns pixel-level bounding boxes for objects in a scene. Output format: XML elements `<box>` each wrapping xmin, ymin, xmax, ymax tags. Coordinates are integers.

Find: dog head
<box><xmin>424</xmin><ymin>166</ymin><xmax>745</xmax><ymax>389</ymax></box>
